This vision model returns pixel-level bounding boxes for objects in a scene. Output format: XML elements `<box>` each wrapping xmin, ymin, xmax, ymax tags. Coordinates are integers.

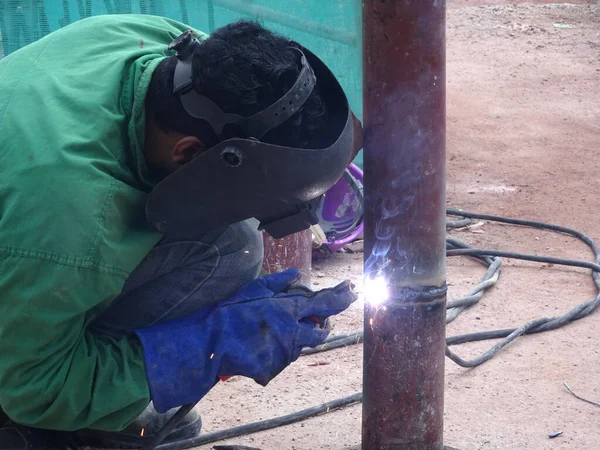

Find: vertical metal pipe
<box><xmin>361</xmin><ymin>0</ymin><xmax>447</xmax><ymax>449</ymax></box>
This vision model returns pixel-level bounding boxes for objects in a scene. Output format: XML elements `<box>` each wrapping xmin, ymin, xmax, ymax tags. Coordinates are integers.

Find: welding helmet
<box><xmin>314</xmin><ymin>163</ymin><xmax>364</xmax><ymax>255</ymax></box>
<box><xmin>146</xmin><ymin>30</ymin><xmax>356</xmax><ymax>239</ymax></box>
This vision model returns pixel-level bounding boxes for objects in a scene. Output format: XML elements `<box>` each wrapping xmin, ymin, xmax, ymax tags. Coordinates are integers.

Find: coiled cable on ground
<box><xmin>305</xmin><ymin>209</ymin><xmax>600</xmax><ymax>368</ymax></box>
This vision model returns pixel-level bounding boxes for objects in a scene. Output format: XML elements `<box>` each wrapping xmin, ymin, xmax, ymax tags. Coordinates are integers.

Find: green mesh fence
<box><xmin>0</xmin><ymin>0</ymin><xmax>363</xmax><ymax>167</ymax></box>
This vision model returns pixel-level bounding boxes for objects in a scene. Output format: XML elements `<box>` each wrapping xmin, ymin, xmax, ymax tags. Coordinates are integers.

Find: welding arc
<box><xmin>303</xmin><ymin>208</ymin><xmax>600</xmax><ymax>369</ymax></box>
<box><xmin>153</xmin><ymin>394</ymin><xmax>362</xmax><ymax>450</ymax></box>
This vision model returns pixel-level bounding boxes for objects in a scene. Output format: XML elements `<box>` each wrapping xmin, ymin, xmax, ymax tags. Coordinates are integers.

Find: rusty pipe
<box><xmin>361</xmin><ymin>1</ymin><xmax>447</xmax><ymax>449</ymax></box>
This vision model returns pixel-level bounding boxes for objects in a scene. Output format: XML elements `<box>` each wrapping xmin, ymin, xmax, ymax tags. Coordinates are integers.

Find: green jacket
<box><xmin>0</xmin><ymin>15</ymin><xmax>207</xmax><ymax>431</ymax></box>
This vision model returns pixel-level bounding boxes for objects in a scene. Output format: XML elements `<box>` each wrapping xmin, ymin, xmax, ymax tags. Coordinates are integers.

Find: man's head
<box><xmin>144</xmin><ymin>20</ymin><xmax>363</xmax><ymax>239</ymax></box>
<box><xmin>145</xmin><ymin>20</ymin><xmax>340</xmax><ymax>179</ymax></box>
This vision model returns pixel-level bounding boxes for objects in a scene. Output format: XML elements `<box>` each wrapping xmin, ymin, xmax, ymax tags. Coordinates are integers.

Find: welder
<box><xmin>0</xmin><ymin>14</ymin><xmax>362</xmax><ymax>449</ymax></box>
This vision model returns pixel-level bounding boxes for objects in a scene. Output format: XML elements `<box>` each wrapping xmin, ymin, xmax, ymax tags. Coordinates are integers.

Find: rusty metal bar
<box><xmin>361</xmin><ymin>0</ymin><xmax>447</xmax><ymax>449</ymax></box>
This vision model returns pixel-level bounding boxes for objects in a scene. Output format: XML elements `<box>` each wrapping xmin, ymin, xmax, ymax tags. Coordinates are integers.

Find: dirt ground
<box><xmin>450</xmin><ymin>0</ymin><xmax>594</xmax><ymax>7</ymax></box>
<box><xmin>187</xmin><ymin>3</ymin><xmax>600</xmax><ymax>450</ymax></box>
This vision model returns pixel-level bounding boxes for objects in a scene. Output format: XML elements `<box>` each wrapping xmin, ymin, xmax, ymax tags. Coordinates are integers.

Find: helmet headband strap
<box><xmin>170</xmin><ymin>30</ymin><xmax>317</xmax><ymax>140</ymax></box>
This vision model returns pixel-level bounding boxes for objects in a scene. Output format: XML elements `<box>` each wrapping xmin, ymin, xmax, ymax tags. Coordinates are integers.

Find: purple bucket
<box><xmin>313</xmin><ymin>163</ymin><xmax>364</xmax><ymax>256</ymax></box>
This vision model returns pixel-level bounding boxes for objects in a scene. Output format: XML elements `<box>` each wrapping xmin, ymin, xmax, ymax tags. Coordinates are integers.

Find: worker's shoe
<box><xmin>75</xmin><ymin>403</ymin><xmax>202</xmax><ymax>448</ymax></box>
<box><xmin>0</xmin><ymin>404</ymin><xmax>200</xmax><ymax>449</ymax></box>
<box><xmin>0</xmin><ymin>420</ymin><xmax>83</xmax><ymax>449</ymax></box>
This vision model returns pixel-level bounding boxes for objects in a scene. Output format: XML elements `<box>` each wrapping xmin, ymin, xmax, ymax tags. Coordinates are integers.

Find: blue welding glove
<box><xmin>134</xmin><ymin>268</ymin><xmax>357</xmax><ymax>413</ymax></box>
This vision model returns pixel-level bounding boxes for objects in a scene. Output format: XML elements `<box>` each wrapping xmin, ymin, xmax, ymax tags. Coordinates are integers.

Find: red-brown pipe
<box><xmin>262</xmin><ymin>230</ymin><xmax>312</xmax><ymax>285</ymax></box>
<box><xmin>361</xmin><ymin>1</ymin><xmax>447</xmax><ymax>449</ymax></box>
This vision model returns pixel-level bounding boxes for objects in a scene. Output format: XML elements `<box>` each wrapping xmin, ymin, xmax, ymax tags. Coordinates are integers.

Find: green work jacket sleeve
<box><xmin>0</xmin><ymin>254</ymin><xmax>150</xmax><ymax>431</ymax></box>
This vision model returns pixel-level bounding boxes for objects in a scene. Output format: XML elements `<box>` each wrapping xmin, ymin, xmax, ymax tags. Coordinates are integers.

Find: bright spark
<box><xmin>244</xmin><ymin>250</ymin><xmax>249</xmax><ymax>254</ymax></box>
<box><xmin>140</xmin><ymin>428</ymin><xmax>145</xmax><ymax>437</ymax></box>
<box><xmin>364</xmin><ymin>276</ymin><xmax>390</xmax><ymax>306</ymax></box>
<box><xmin>210</xmin><ymin>353</ymin><xmax>214</xmax><ymax>359</ymax></box>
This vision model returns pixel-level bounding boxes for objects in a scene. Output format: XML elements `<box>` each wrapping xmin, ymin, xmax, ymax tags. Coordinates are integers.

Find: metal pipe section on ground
<box><xmin>262</xmin><ymin>230</ymin><xmax>312</xmax><ymax>286</ymax></box>
<box><xmin>361</xmin><ymin>1</ymin><xmax>447</xmax><ymax>449</ymax></box>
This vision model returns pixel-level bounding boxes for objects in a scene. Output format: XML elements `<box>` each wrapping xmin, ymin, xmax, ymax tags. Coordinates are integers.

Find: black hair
<box><xmin>146</xmin><ymin>20</ymin><xmax>328</xmax><ymax>149</ymax></box>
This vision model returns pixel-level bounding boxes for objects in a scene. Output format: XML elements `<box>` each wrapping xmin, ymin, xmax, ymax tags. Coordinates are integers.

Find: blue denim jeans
<box><xmin>90</xmin><ymin>219</ymin><xmax>264</xmax><ymax>339</ymax></box>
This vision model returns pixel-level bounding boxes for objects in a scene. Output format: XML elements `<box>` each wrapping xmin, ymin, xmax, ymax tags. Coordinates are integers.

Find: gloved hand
<box><xmin>135</xmin><ymin>269</ymin><xmax>357</xmax><ymax>413</ymax></box>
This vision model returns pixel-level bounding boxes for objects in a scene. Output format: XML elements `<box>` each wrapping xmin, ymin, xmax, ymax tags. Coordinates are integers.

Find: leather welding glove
<box><xmin>135</xmin><ymin>268</ymin><xmax>357</xmax><ymax>413</ymax></box>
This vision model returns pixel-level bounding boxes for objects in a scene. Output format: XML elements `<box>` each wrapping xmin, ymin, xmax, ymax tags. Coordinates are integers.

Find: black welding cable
<box><xmin>446</xmin><ymin>229</ymin><xmax>599</xmax><ymax>363</ymax></box>
<box><xmin>446</xmin><ymin>237</ymin><xmax>495</xmax><ymax>268</ymax></box>
<box><xmin>445</xmin><ymin>317</ymin><xmax>550</xmax><ymax>367</ymax></box>
<box><xmin>444</xmin><ymin>208</ymin><xmax>600</xmax><ymax>367</ymax></box>
<box><xmin>445</xmin><ymin>239</ymin><xmax>501</xmax><ymax>321</ymax></box>
<box><xmin>445</xmin><ymin>328</ymin><xmax>516</xmax><ymax>345</ymax></box>
<box><xmin>446</xmin><ymin>275</ymin><xmax>499</xmax><ymax>310</ymax></box>
<box><xmin>446</xmin><ymin>208</ymin><xmax>600</xmax><ymax>276</ymax></box>
<box><xmin>154</xmin><ymin>393</ymin><xmax>362</xmax><ymax>450</ymax></box>
<box><xmin>446</xmin><ymin>218</ymin><xmax>471</xmax><ymax>229</ymax></box>
<box><xmin>321</xmin><ymin>332</ymin><xmax>358</xmax><ymax>343</ymax></box>
<box><xmin>301</xmin><ymin>333</ymin><xmax>364</xmax><ymax>355</ymax></box>
<box><xmin>447</xmin><ymin>207</ymin><xmax>600</xmax><ymax>246</ymax></box>
<box><xmin>446</xmin><ymin>248</ymin><xmax>600</xmax><ymax>273</ymax></box>
<box><xmin>446</xmin><ymin>294</ymin><xmax>600</xmax><ymax>367</ymax></box>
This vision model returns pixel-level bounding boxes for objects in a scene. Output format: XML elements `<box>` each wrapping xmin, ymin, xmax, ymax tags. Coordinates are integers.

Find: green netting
<box><xmin>0</xmin><ymin>0</ymin><xmax>363</xmax><ymax>167</ymax></box>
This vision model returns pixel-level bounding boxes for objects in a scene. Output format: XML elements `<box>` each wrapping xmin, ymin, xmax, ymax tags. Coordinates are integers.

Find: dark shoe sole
<box><xmin>0</xmin><ymin>422</ymin><xmax>82</xmax><ymax>450</ymax></box>
<box><xmin>76</xmin><ymin>413</ymin><xmax>201</xmax><ymax>449</ymax></box>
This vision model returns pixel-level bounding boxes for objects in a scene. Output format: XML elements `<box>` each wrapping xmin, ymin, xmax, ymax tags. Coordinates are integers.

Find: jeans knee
<box><xmin>218</xmin><ymin>219</ymin><xmax>264</xmax><ymax>282</ymax></box>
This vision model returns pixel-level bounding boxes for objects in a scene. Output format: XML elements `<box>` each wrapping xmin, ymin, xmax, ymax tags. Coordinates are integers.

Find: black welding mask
<box><xmin>146</xmin><ymin>30</ymin><xmax>355</xmax><ymax>239</ymax></box>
